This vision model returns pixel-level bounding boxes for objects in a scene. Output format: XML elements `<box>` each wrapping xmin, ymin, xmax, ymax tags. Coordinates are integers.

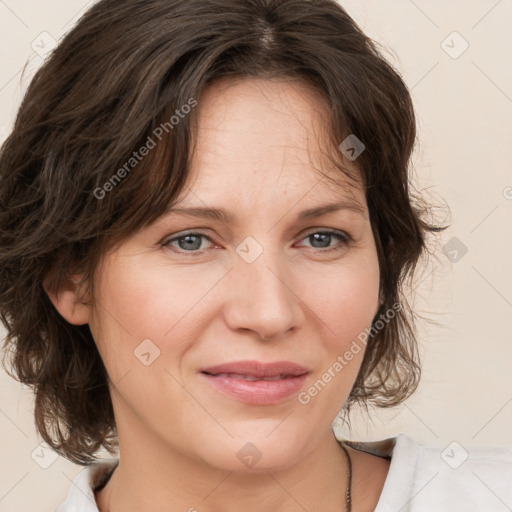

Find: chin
<box><xmin>194</xmin><ymin>430</ymin><xmax>311</xmax><ymax>474</ymax></box>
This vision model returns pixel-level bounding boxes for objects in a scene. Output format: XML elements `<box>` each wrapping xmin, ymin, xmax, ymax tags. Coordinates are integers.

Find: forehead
<box><xmin>182</xmin><ymin>77</ymin><xmax>363</xmax><ymax>206</ymax></box>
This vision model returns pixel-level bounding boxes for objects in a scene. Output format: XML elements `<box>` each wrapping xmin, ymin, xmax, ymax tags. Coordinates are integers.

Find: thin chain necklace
<box><xmin>106</xmin><ymin>446</ymin><xmax>352</xmax><ymax>512</ymax></box>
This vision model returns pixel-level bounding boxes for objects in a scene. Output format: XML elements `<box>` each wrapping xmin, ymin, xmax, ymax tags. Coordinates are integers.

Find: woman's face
<box><xmin>86</xmin><ymin>78</ymin><xmax>380</xmax><ymax>471</ymax></box>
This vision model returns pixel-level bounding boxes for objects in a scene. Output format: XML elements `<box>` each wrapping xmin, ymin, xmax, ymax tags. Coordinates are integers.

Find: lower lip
<box><xmin>199</xmin><ymin>372</ymin><xmax>309</xmax><ymax>405</ymax></box>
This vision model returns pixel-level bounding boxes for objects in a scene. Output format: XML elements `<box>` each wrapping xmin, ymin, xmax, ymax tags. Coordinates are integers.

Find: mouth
<box><xmin>198</xmin><ymin>362</ymin><xmax>310</xmax><ymax>405</ymax></box>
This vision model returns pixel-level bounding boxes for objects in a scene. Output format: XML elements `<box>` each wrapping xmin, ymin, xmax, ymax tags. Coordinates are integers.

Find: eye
<box><xmin>162</xmin><ymin>232</ymin><xmax>215</xmax><ymax>255</ymax></box>
<box><xmin>161</xmin><ymin>229</ymin><xmax>351</xmax><ymax>256</ymax></box>
<box><xmin>295</xmin><ymin>230</ymin><xmax>351</xmax><ymax>252</ymax></box>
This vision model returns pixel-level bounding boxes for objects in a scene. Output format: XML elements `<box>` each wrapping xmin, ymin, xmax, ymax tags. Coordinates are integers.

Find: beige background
<box><xmin>1</xmin><ymin>1</ymin><xmax>511</xmax><ymax>510</ymax></box>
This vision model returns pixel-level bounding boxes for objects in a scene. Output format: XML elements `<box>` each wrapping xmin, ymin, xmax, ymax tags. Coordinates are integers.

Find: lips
<box><xmin>199</xmin><ymin>360</ymin><xmax>310</xmax><ymax>379</ymax></box>
<box><xmin>199</xmin><ymin>360</ymin><xmax>311</xmax><ymax>405</ymax></box>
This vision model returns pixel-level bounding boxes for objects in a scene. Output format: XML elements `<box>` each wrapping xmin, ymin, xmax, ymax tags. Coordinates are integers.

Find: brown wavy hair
<box><xmin>0</xmin><ymin>0</ymin><xmax>447</xmax><ymax>465</ymax></box>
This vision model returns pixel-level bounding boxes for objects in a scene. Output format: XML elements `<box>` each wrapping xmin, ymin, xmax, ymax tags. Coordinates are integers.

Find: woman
<box><xmin>0</xmin><ymin>1</ymin><xmax>510</xmax><ymax>511</ymax></box>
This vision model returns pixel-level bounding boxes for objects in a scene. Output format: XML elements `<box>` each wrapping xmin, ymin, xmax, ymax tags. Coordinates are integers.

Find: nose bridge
<box><xmin>225</xmin><ymin>237</ymin><xmax>302</xmax><ymax>339</ymax></box>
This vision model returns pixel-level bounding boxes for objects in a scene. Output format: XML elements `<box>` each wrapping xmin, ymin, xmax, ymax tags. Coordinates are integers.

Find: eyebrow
<box><xmin>164</xmin><ymin>199</ymin><xmax>368</xmax><ymax>223</ymax></box>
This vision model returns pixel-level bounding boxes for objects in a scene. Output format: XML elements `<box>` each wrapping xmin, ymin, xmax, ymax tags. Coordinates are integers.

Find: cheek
<box><xmin>302</xmin><ymin>258</ymin><xmax>380</xmax><ymax>349</ymax></box>
<box><xmin>88</xmin><ymin>259</ymin><xmax>222</xmax><ymax>375</ymax></box>
<box><xmin>294</xmin><ymin>266</ymin><xmax>378</xmax><ymax>422</ymax></box>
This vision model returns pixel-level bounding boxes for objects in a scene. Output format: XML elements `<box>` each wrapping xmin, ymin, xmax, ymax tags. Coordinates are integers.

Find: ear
<box><xmin>43</xmin><ymin>272</ymin><xmax>91</xmax><ymax>325</ymax></box>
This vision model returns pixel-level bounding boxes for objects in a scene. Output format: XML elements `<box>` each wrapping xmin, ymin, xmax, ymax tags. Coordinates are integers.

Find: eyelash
<box><xmin>161</xmin><ymin>229</ymin><xmax>351</xmax><ymax>256</ymax></box>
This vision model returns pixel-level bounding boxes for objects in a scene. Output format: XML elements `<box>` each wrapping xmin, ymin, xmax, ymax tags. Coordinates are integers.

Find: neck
<box><xmin>96</xmin><ymin>427</ymin><xmax>350</xmax><ymax>512</ymax></box>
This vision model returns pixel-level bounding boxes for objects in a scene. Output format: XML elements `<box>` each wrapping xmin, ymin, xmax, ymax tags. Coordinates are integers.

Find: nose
<box><xmin>223</xmin><ymin>249</ymin><xmax>304</xmax><ymax>340</ymax></box>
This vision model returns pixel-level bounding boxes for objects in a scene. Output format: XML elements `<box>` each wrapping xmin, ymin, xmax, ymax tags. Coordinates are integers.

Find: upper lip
<box><xmin>200</xmin><ymin>360</ymin><xmax>310</xmax><ymax>378</ymax></box>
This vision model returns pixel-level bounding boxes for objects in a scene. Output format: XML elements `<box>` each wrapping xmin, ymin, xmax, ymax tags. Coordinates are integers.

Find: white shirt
<box><xmin>55</xmin><ymin>433</ymin><xmax>512</xmax><ymax>511</ymax></box>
